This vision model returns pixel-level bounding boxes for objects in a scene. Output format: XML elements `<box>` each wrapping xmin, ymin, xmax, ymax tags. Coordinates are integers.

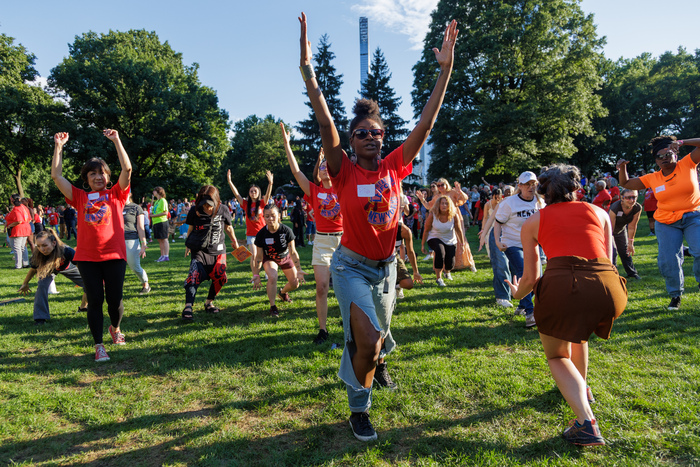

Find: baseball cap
<box><xmin>518</xmin><ymin>171</ymin><xmax>537</xmax><ymax>184</ymax></box>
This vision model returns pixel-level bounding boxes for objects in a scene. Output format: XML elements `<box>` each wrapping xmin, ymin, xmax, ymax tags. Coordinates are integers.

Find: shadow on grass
<box><xmin>1</xmin><ymin>388</ymin><xmax>591</xmax><ymax>466</ymax></box>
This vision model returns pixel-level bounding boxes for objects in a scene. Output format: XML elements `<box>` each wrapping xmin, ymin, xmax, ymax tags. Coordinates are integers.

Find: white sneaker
<box><xmin>496</xmin><ymin>299</ymin><xmax>513</xmax><ymax>308</ymax></box>
<box><xmin>423</xmin><ymin>254</ymin><xmax>432</xmax><ymax>261</ymax></box>
<box><xmin>514</xmin><ymin>306</ymin><xmax>526</xmax><ymax>316</ymax></box>
<box><xmin>48</xmin><ymin>279</ymin><xmax>59</xmax><ymax>295</ymax></box>
<box><xmin>436</xmin><ymin>278</ymin><xmax>446</xmax><ymax>287</ymax></box>
<box><xmin>444</xmin><ymin>272</ymin><xmax>453</xmax><ymax>280</ymax></box>
<box><xmin>396</xmin><ymin>288</ymin><xmax>404</xmax><ymax>299</ymax></box>
<box><xmin>470</xmin><ymin>265</ymin><xmax>477</xmax><ymax>272</ymax></box>
<box><xmin>171</xmin><ymin>239</ymin><xmax>175</xmax><ymax>243</ymax></box>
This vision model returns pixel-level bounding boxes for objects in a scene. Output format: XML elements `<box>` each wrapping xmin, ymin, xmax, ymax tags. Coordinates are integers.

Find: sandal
<box><xmin>181</xmin><ymin>305</ymin><xmax>194</xmax><ymax>322</ymax></box>
<box><xmin>204</xmin><ymin>303</ymin><xmax>220</xmax><ymax>314</ymax></box>
<box><xmin>77</xmin><ymin>306</ymin><xmax>88</xmax><ymax>312</ymax></box>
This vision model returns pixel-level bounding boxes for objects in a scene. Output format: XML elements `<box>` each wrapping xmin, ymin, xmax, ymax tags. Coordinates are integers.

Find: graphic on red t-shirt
<box><xmin>364</xmin><ymin>175</ymin><xmax>399</xmax><ymax>231</ymax></box>
<box><xmin>84</xmin><ymin>193</ymin><xmax>113</xmax><ymax>226</ymax></box>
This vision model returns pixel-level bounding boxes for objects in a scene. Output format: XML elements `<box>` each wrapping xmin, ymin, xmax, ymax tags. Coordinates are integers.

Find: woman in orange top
<box><xmin>507</xmin><ymin>165</ymin><xmax>627</xmax><ymax>446</ymax></box>
<box><xmin>618</xmin><ymin>135</ymin><xmax>700</xmax><ymax>310</ymax></box>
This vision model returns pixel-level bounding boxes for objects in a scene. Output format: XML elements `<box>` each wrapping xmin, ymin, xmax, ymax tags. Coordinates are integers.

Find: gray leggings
<box><xmin>34</xmin><ymin>265</ymin><xmax>84</xmax><ymax>321</ymax></box>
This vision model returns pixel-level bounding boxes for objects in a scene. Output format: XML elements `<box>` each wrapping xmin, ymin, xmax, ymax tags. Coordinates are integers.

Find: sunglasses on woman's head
<box><xmin>352</xmin><ymin>128</ymin><xmax>385</xmax><ymax>140</ymax></box>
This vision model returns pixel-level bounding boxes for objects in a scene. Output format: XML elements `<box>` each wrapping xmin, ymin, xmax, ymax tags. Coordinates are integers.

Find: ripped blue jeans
<box><xmin>331</xmin><ymin>246</ymin><xmax>396</xmax><ymax>413</ymax></box>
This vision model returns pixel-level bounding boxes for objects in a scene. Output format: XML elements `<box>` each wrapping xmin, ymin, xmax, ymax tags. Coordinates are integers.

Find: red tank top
<box><xmin>538</xmin><ymin>202</ymin><xmax>607</xmax><ymax>260</ymax></box>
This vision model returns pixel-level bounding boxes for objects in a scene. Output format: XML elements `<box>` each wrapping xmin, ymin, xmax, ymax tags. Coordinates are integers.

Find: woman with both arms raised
<box><xmin>299</xmin><ymin>11</ymin><xmax>458</xmax><ymax>441</ymax></box>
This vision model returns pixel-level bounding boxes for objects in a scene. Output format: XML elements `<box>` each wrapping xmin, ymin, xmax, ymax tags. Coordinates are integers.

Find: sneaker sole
<box><xmin>349</xmin><ymin>421</ymin><xmax>377</xmax><ymax>442</ymax></box>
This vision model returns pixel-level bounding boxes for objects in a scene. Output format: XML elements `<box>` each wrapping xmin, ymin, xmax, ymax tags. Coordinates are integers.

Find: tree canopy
<box><xmin>413</xmin><ymin>0</ymin><xmax>606</xmax><ymax>182</ymax></box>
<box><xmin>48</xmin><ymin>29</ymin><xmax>230</xmax><ymax>199</ymax></box>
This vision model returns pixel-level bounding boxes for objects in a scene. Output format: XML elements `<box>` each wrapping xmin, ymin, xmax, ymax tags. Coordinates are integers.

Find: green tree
<box><xmin>296</xmin><ymin>34</ymin><xmax>348</xmax><ymax>172</ymax></box>
<box><xmin>221</xmin><ymin>115</ymin><xmax>293</xmax><ymax>199</ymax></box>
<box><xmin>573</xmin><ymin>48</ymin><xmax>700</xmax><ymax>176</ymax></box>
<box><xmin>0</xmin><ymin>34</ymin><xmax>65</xmax><ymax>199</ymax></box>
<box><xmin>361</xmin><ymin>47</ymin><xmax>409</xmax><ymax>157</ymax></box>
<box><xmin>412</xmin><ymin>0</ymin><xmax>606</xmax><ymax>183</ymax></box>
<box><xmin>48</xmin><ymin>30</ymin><xmax>230</xmax><ymax>199</ymax></box>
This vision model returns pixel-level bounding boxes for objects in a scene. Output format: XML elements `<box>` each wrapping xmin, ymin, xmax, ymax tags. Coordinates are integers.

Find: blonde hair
<box><xmin>31</xmin><ymin>230</ymin><xmax>66</xmax><ymax>280</ymax></box>
<box><xmin>430</xmin><ymin>195</ymin><xmax>457</xmax><ymax>220</ymax></box>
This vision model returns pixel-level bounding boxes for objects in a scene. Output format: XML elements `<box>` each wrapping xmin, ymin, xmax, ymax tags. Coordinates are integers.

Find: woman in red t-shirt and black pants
<box><xmin>51</xmin><ymin>130</ymin><xmax>132</xmax><ymax>363</ymax></box>
<box><xmin>299</xmin><ymin>12</ymin><xmax>458</xmax><ymax>442</ymax></box>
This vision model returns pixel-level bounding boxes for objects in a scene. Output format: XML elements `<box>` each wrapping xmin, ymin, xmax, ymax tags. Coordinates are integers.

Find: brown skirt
<box><xmin>534</xmin><ymin>256</ymin><xmax>628</xmax><ymax>343</ymax></box>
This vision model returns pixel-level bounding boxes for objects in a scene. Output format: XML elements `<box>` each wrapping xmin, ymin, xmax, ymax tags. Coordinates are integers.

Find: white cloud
<box><xmin>351</xmin><ymin>0</ymin><xmax>439</xmax><ymax>50</ymax></box>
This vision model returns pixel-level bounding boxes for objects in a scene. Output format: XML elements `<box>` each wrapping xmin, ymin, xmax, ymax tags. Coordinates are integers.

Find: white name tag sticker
<box><xmin>317</xmin><ymin>192</ymin><xmax>327</xmax><ymax>200</ymax></box>
<box><xmin>357</xmin><ymin>184</ymin><xmax>375</xmax><ymax>197</ymax></box>
<box><xmin>617</xmin><ymin>212</ymin><xmax>623</xmax><ymax>217</ymax></box>
<box><xmin>217</xmin><ymin>243</ymin><xmax>224</xmax><ymax>251</ymax></box>
<box><xmin>655</xmin><ymin>185</ymin><xmax>666</xmax><ymax>194</ymax></box>
<box><xmin>88</xmin><ymin>192</ymin><xmax>99</xmax><ymax>200</ymax></box>
<box><xmin>265</xmin><ymin>238</ymin><xmax>275</xmax><ymax>244</ymax></box>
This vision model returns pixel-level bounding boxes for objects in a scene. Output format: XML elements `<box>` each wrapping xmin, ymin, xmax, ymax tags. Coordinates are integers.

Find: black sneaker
<box><xmin>349</xmin><ymin>412</ymin><xmax>377</xmax><ymax>442</ymax></box>
<box><xmin>562</xmin><ymin>419</ymin><xmax>605</xmax><ymax>446</ymax></box>
<box><xmin>269</xmin><ymin>305</ymin><xmax>279</xmax><ymax>318</ymax></box>
<box><xmin>373</xmin><ymin>362</ymin><xmax>398</xmax><ymax>390</ymax></box>
<box><xmin>313</xmin><ymin>329</ymin><xmax>329</xmax><ymax>345</ymax></box>
<box><xmin>668</xmin><ymin>296</ymin><xmax>681</xmax><ymax>310</ymax></box>
<box><xmin>34</xmin><ymin>319</ymin><xmax>46</xmax><ymax>326</ymax></box>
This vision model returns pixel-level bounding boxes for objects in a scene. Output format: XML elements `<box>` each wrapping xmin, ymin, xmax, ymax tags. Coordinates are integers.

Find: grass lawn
<box><xmin>0</xmin><ymin>219</ymin><xmax>699</xmax><ymax>466</ymax></box>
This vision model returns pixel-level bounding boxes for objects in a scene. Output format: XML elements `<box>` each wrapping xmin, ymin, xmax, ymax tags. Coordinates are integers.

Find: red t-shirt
<box><xmin>6</xmin><ymin>205</ymin><xmax>32</xmax><ymax>237</ymax></box>
<box><xmin>330</xmin><ymin>145</ymin><xmax>409</xmax><ymax>260</ymax></box>
<box><xmin>304</xmin><ymin>183</ymin><xmax>343</xmax><ymax>233</ymax></box>
<box><xmin>49</xmin><ymin>212</ymin><xmax>59</xmax><ymax>226</ymax></box>
<box><xmin>66</xmin><ymin>183</ymin><xmax>129</xmax><ymax>262</ymax></box>
<box><xmin>643</xmin><ymin>188</ymin><xmax>658</xmax><ymax>212</ymax></box>
<box><xmin>241</xmin><ymin>199</ymin><xmax>265</xmax><ymax>236</ymax></box>
<box><xmin>538</xmin><ymin>202</ymin><xmax>607</xmax><ymax>260</ymax></box>
<box><xmin>591</xmin><ymin>189</ymin><xmax>612</xmax><ymax>211</ymax></box>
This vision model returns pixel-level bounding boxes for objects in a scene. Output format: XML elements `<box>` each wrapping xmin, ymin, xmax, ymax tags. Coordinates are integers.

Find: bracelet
<box><xmin>677</xmin><ymin>139</ymin><xmax>685</xmax><ymax>146</ymax></box>
<box><xmin>252</xmin><ymin>274</ymin><xmax>260</xmax><ymax>279</ymax></box>
<box><xmin>299</xmin><ymin>64</ymin><xmax>316</xmax><ymax>81</ymax></box>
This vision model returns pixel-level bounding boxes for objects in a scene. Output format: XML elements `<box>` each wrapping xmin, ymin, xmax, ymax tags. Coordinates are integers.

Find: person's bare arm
<box><xmin>616</xmin><ymin>159</ymin><xmax>646</xmax><ymax>190</ymax></box>
<box><xmin>226</xmin><ymin>170</ymin><xmax>245</xmax><ymax>206</ymax></box>
<box><xmin>103</xmin><ymin>129</ymin><xmax>132</xmax><ymax>190</ymax></box>
<box><xmin>401</xmin><ymin>223</ymin><xmax>423</xmax><ymax>284</ymax></box>
<box><xmin>51</xmin><ymin>133</ymin><xmax>74</xmax><ymax>200</ymax></box>
<box><xmin>506</xmin><ymin>213</ymin><xmax>541</xmax><ymax>299</ymax></box>
<box><xmin>263</xmin><ymin>170</ymin><xmax>274</xmax><ymax>204</ymax></box>
<box><xmin>281</xmin><ymin>123</ymin><xmax>311</xmax><ymax>196</ymax></box>
<box><xmin>225</xmin><ymin>224</ymin><xmax>239</xmax><ymax>249</ymax></box>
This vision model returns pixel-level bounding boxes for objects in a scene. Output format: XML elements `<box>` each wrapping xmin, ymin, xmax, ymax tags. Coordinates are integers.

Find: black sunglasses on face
<box><xmin>352</xmin><ymin>128</ymin><xmax>385</xmax><ymax>140</ymax></box>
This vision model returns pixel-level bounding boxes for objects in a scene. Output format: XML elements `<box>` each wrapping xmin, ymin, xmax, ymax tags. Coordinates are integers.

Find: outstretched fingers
<box><xmin>433</xmin><ymin>19</ymin><xmax>459</xmax><ymax>65</ymax></box>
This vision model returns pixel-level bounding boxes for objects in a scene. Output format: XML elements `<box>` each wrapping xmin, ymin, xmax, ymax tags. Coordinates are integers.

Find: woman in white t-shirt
<box><xmin>421</xmin><ymin>195</ymin><xmax>464</xmax><ymax>286</ymax></box>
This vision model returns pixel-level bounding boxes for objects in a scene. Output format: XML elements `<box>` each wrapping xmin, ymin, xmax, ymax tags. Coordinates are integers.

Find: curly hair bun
<box><xmin>353</xmin><ymin>98</ymin><xmax>380</xmax><ymax>118</ymax></box>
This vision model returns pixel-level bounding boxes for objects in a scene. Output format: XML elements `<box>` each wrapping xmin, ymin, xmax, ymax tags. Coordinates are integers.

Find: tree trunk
<box><xmin>13</xmin><ymin>168</ymin><xmax>24</xmax><ymax>198</ymax></box>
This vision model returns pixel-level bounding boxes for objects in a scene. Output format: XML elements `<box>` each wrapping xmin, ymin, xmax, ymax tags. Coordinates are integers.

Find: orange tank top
<box><xmin>538</xmin><ymin>202</ymin><xmax>607</xmax><ymax>260</ymax></box>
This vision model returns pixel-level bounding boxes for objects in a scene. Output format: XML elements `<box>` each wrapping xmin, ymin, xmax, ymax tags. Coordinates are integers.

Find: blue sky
<box><xmin>2</xmin><ymin>0</ymin><xmax>698</xmax><ymax>131</ymax></box>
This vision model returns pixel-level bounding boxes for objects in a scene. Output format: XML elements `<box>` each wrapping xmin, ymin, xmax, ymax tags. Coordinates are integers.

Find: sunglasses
<box><xmin>622</xmin><ymin>196</ymin><xmax>636</xmax><ymax>200</ymax></box>
<box><xmin>655</xmin><ymin>150</ymin><xmax>676</xmax><ymax>159</ymax></box>
<box><xmin>352</xmin><ymin>128</ymin><xmax>385</xmax><ymax>140</ymax></box>
<box><xmin>437</xmin><ymin>183</ymin><xmax>446</xmax><ymax>187</ymax></box>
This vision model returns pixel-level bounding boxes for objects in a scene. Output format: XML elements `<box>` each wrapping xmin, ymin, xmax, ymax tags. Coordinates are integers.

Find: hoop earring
<box><xmin>83</xmin><ymin>182</ymin><xmax>90</xmax><ymax>190</ymax></box>
<box><xmin>106</xmin><ymin>181</ymin><xmax>113</xmax><ymax>189</ymax></box>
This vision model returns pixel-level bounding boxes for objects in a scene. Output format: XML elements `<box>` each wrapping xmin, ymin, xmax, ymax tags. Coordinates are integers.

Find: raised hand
<box><xmin>54</xmin><ymin>132</ymin><xmax>69</xmax><ymax>146</ymax></box>
<box><xmin>454</xmin><ymin>181</ymin><xmax>461</xmax><ymax>191</ymax></box>
<box><xmin>103</xmin><ymin>129</ymin><xmax>119</xmax><ymax>141</ymax></box>
<box><xmin>298</xmin><ymin>12</ymin><xmax>312</xmax><ymax>65</ymax></box>
<box><xmin>280</xmin><ymin>123</ymin><xmax>291</xmax><ymax>146</ymax></box>
<box><xmin>265</xmin><ymin>170</ymin><xmax>273</xmax><ymax>183</ymax></box>
<box><xmin>616</xmin><ymin>159</ymin><xmax>629</xmax><ymax>171</ymax></box>
<box><xmin>433</xmin><ymin>20</ymin><xmax>459</xmax><ymax>70</ymax></box>
<box><xmin>227</xmin><ymin>169</ymin><xmax>232</xmax><ymax>183</ymax></box>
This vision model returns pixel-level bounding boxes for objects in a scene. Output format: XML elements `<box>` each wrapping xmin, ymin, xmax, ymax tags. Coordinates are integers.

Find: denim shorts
<box><xmin>331</xmin><ymin>246</ymin><xmax>397</xmax><ymax>411</ymax></box>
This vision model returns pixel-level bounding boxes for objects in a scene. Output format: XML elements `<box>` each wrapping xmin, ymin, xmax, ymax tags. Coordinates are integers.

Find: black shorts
<box><xmin>152</xmin><ymin>221</ymin><xmax>169</xmax><ymax>240</ymax></box>
<box><xmin>646</xmin><ymin>210</ymin><xmax>656</xmax><ymax>219</ymax></box>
